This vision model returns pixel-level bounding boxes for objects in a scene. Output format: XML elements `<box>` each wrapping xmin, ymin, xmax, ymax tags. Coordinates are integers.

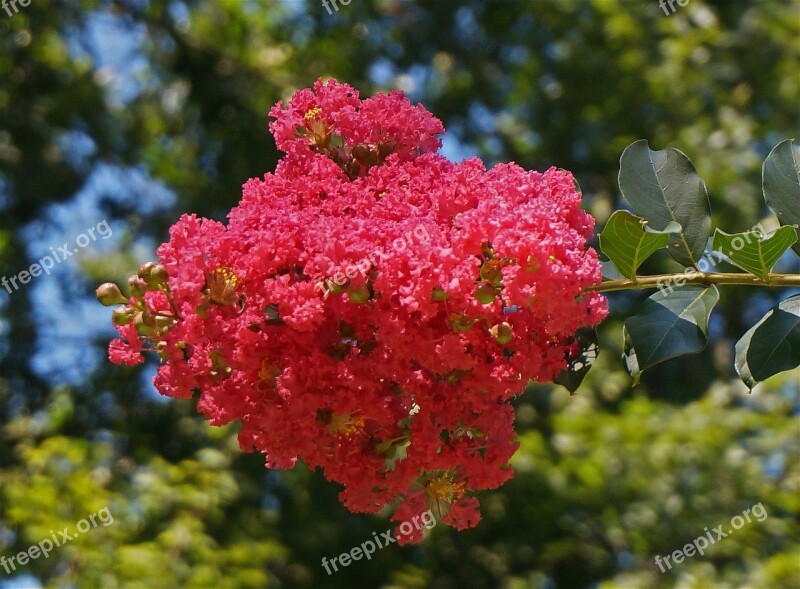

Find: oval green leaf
<box><xmin>711</xmin><ymin>226</ymin><xmax>797</xmax><ymax>281</ymax></box>
<box><xmin>623</xmin><ymin>285</ymin><xmax>719</xmax><ymax>379</ymax></box>
<box><xmin>735</xmin><ymin>294</ymin><xmax>800</xmax><ymax>390</ymax></box>
<box><xmin>763</xmin><ymin>139</ymin><xmax>800</xmax><ymax>255</ymax></box>
<box><xmin>618</xmin><ymin>140</ymin><xmax>711</xmax><ymax>268</ymax></box>
<box><xmin>599</xmin><ymin>210</ymin><xmax>680</xmax><ymax>280</ymax></box>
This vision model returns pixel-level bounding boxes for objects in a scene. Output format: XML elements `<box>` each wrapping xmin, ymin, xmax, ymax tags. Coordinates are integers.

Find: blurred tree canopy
<box><xmin>0</xmin><ymin>0</ymin><xmax>798</xmax><ymax>588</ymax></box>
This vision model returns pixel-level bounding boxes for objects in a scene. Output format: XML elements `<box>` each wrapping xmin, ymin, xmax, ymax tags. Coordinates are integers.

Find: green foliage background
<box><xmin>0</xmin><ymin>1</ymin><xmax>798</xmax><ymax>588</ymax></box>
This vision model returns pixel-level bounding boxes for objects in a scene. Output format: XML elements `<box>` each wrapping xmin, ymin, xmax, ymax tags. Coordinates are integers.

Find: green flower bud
<box><xmin>474</xmin><ymin>283</ymin><xmax>497</xmax><ymax>304</ymax></box>
<box><xmin>112</xmin><ymin>306</ymin><xmax>136</xmax><ymax>326</ymax></box>
<box><xmin>128</xmin><ymin>276</ymin><xmax>147</xmax><ymax>298</ymax></box>
<box><xmin>155</xmin><ymin>315</ymin><xmax>177</xmax><ymax>328</ymax></box>
<box><xmin>133</xmin><ymin>312</ymin><xmax>156</xmax><ymax>336</ymax></box>
<box><xmin>150</xmin><ymin>264</ymin><xmax>169</xmax><ymax>285</ymax></box>
<box><xmin>480</xmin><ymin>261</ymin><xmax>503</xmax><ymax>285</ymax></box>
<box><xmin>449</xmin><ymin>314</ymin><xmax>475</xmax><ymax>333</ymax></box>
<box><xmin>96</xmin><ymin>283</ymin><xmax>129</xmax><ymax>306</ymax></box>
<box><xmin>348</xmin><ymin>285</ymin><xmax>371</xmax><ymax>304</ymax></box>
<box><xmin>490</xmin><ymin>322</ymin><xmax>513</xmax><ymax>344</ymax></box>
<box><xmin>138</xmin><ymin>262</ymin><xmax>169</xmax><ymax>288</ymax></box>
<box><xmin>137</xmin><ymin>262</ymin><xmax>157</xmax><ymax>279</ymax></box>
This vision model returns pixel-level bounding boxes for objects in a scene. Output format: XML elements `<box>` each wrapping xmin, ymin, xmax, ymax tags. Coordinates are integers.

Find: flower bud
<box><xmin>112</xmin><ymin>306</ymin><xmax>136</xmax><ymax>326</ymax></box>
<box><xmin>490</xmin><ymin>322</ymin><xmax>513</xmax><ymax>344</ymax></box>
<box><xmin>155</xmin><ymin>315</ymin><xmax>177</xmax><ymax>328</ymax></box>
<box><xmin>474</xmin><ymin>283</ymin><xmax>497</xmax><ymax>305</ymax></box>
<box><xmin>480</xmin><ymin>261</ymin><xmax>503</xmax><ymax>285</ymax></box>
<box><xmin>133</xmin><ymin>312</ymin><xmax>156</xmax><ymax>336</ymax></box>
<box><xmin>432</xmin><ymin>287</ymin><xmax>450</xmax><ymax>301</ymax></box>
<box><xmin>137</xmin><ymin>262</ymin><xmax>157</xmax><ymax>279</ymax></box>
<box><xmin>128</xmin><ymin>276</ymin><xmax>147</xmax><ymax>298</ymax></box>
<box><xmin>329</xmin><ymin>147</ymin><xmax>350</xmax><ymax>166</ymax></box>
<box><xmin>96</xmin><ymin>283</ymin><xmax>129</xmax><ymax>306</ymax></box>
<box><xmin>377</xmin><ymin>137</ymin><xmax>397</xmax><ymax>160</ymax></box>
<box><xmin>150</xmin><ymin>264</ymin><xmax>169</xmax><ymax>283</ymax></box>
<box><xmin>138</xmin><ymin>262</ymin><xmax>169</xmax><ymax>288</ymax></box>
<box><xmin>348</xmin><ymin>285</ymin><xmax>371</xmax><ymax>304</ymax></box>
<box><xmin>353</xmin><ymin>144</ymin><xmax>379</xmax><ymax>167</ymax></box>
<box><xmin>449</xmin><ymin>314</ymin><xmax>475</xmax><ymax>333</ymax></box>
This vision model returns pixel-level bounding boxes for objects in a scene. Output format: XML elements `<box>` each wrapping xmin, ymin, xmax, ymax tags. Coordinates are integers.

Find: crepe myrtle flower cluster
<box><xmin>98</xmin><ymin>79</ymin><xmax>607</xmax><ymax>542</ymax></box>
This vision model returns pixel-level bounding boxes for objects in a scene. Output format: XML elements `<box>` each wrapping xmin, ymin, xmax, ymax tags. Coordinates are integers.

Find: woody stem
<box><xmin>587</xmin><ymin>272</ymin><xmax>800</xmax><ymax>293</ymax></box>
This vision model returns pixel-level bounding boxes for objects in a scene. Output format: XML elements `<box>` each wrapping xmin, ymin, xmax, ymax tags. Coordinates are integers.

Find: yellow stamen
<box><xmin>327</xmin><ymin>412</ymin><xmax>366</xmax><ymax>438</ymax></box>
<box><xmin>258</xmin><ymin>359</ymin><xmax>281</xmax><ymax>389</ymax></box>
<box><xmin>206</xmin><ymin>267</ymin><xmax>241</xmax><ymax>306</ymax></box>
<box><xmin>424</xmin><ymin>471</ymin><xmax>466</xmax><ymax>505</ymax></box>
<box><xmin>304</xmin><ymin>106</ymin><xmax>322</xmax><ymax>121</ymax></box>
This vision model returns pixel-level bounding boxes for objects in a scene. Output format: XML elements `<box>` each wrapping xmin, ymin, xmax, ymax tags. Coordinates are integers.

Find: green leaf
<box><xmin>763</xmin><ymin>139</ymin><xmax>800</xmax><ymax>256</ymax></box>
<box><xmin>599</xmin><ymin>210</ymin><xmax>680</xmax><ymax>280</ymax></box>
<box><xmin>623</xmin><ymin>285</ymin><xmax>719</xmax><ymax>379</ymax></box>
<box><xmin>618</xmin><ymin>140</ymin><xmax>712</xmax><ymax>268</ymax></box>
<box><xmin>711</xmin><ymin>226</ymin><xmax>797</xmax><ymax>281</ymax></box>
<box><xmin>554</xmin><ymin>327</ymin><xmax>599</xmax><ymax>394</ymax></box>
<box><xmin>735</xmin><ymin>294</ymin><xmax>800</xmax><ymax>390</ymax></box>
